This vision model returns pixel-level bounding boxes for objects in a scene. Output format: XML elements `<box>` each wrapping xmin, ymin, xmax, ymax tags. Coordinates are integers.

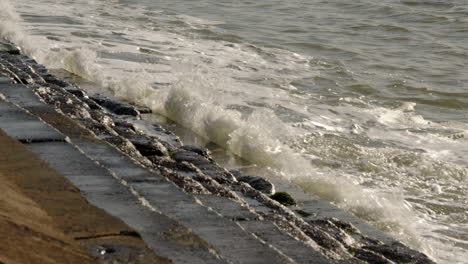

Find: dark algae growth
<box><xmin>271</xmin><ymin>192</ymin><xmax>297</xmax><ymax>206</ymax></box>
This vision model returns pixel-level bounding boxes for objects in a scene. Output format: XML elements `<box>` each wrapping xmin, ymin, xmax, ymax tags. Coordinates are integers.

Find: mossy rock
<box><xmin>348</xmin><ymin>247</ymin><xmax>358</xmax><ymax>255</ymax></box>
<box><xmin>270</xmin><ymin>192</ymin><xmax>296</xmax><ymax>206</ymax></box>
<box><xmin>295</xmin><ymin>209</ymin><xmax>312</xmax><ymax>217</ymax></box>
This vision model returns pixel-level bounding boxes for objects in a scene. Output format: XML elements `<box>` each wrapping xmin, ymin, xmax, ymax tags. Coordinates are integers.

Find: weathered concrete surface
<box><xmin>26</xmin><ymin>141</ymin><xmax>225</xmax><ymax>264</ymax></box>
<box><xmin>0</xmin><ymin>97</ymin><xmax>65</xmax><ymax>143</ymax></box>
<box><xmin>0</xmin><ymin>95</ymin><xmax>224</xmax><ymax>263</ymax></box>
<box><xmin>0</xmin><ymin>44</ymin><xmax>437</xmax><ymax>264</ymax></box>
<box><xmin>0</xmin><ymin>129</ymin><xmax>169</xmax><ymax>264</ymax></box>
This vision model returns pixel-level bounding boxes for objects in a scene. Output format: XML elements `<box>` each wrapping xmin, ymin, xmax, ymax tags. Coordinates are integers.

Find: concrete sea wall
<box><xmin>0</xmin><ymin>44</ymin><xmax>435</xmax><ymax>263</ymax></box>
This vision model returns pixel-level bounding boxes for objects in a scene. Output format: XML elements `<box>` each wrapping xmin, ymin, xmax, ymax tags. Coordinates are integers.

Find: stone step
<box><xmin>0</xmin><ymin>96</ymin><xmax>65</xmax><ymax>143</ymax></box>
<box><xmin>196</xmin><ymin>195</ymin><xmax>331</xmax><ymax>264</ymax></box>
<box><xmin>27</xmin><ymin>141</ymin><xmax>226</xmax><ymax>264</ymax></box>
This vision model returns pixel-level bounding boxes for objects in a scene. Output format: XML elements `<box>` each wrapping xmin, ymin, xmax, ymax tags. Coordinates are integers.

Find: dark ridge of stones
<box><xmin>57</xmin><ymin>101</ymin><xmax>93</xmax><ymax>120</ymax></box>
<box><xmin>146</xmin><ymin>155</ymin><xmax>180</xmax><ymax>170</ymax></box>
<box><xmin>80</xmin><ymin>118</ymin><xmax>118</xmax><ymax>138</ymax></box>
<box><xmin>132</xmin><ymin>139</ymin><xmax>168</xmax><ymax>157</ymax></box>
<box><xmin>270</xmin><ymin>192</ymin><xmax>296</xmax><ymax>206</ymax></box>
<box><xmin>103</xmin><ymin>136</ymin><xmax>153</xmax><ymax>167</ymax></box>
<box><xmin>151</xmin><ymin>154</ymin><xmax>245</xmax><ymax>202</ymax></box>
<box><xmin>230</xmin><ymin>169</ymin><xmax>275</xmax><ymax>195</ymax></box>
<box><xmin>137</xmin><ymin>105</ymin><xmax>152</xmax><ymax>114</ymax></box>
<box><xmin>308</xmin><ymin>218</ymin><xmax>356</xmax><ymax>248</ymax></box>
<box><xmin>83</xmin><ymin>97</ymin><xmax>103</xmax><ymax>110</ymax></box>
<box><xmin>90</xmin><ymin>111</ymin><xmax>115</xmax><ymax>127</ymax></box>
<box><xmin>151</xmin><ymin>123</ymin><xmax>183</xmax><ymax>149</ymax></box>
<box><xmin>191</xmin><ymin>172</ymin><xmax>244</xmax><ymax>202</ymax></box>
<box><xmin>238</xmin><ymin>175</ymin><xmax>275</xmax><ymax>195</ymax></box>
<box><xmin>301</xmin><ymin>224</ymin><xmax>351</xmax><ymax>256</ymax></box>
<box><xmin>328</xmin><ymin>218</ymin><xmax>360</xmax><ymax>235</ymax></box>
<box><xmin>180</xmin><ymin>145</ymin><xmax>213</xmax><ymax>161</ymax></box>
<box><xmin>64</xmin><ymin>86</ymin><xmax>89</xmax><ymax>99</ymax></box>
<box><xmin>353</xmin><ymin>249</ymin><xmax>393</xmax><ymax>264</ymax></box>
<box><xmin>91</xmin><ymin>95</ymin><xmax>140</xmax><ymax>116</ymax></box>
<box><xmin>0</xmin><ymin>59</ymin><xmax>28</xmax><ymax>84</ymax></box>
<box><xmin>114</xmin><ymin>120</ymin><xmax>138</xmax><ymax>133</ymax></box>
<box><xmin>171</xmin><ymin>150</ymin><xmax>237</xmax><ymax>184</ymax></box>
<box><xmin>6</xmin><ymin>48</ymin><xmax>21</xmax><ymax>55</ymax></box>
<box><xmin>42</xmin><ymin>74</ymin><xmax>70</xmax><ymax>87</ymax></box>
<box><xmin>0</xmin><ymin>53</ymin><xmax>46</xmax><ymax>85</ymax></box>
<box><xmin>157</xmin><ymin>166</ymin><xmax>210</xmax><ymax>195</ymax></box>
<box><xmin>363</xmin><ymin>242</ymin><xmax>436</xmax><ymax>264</ymax></box>
<box><xmin>231</xmin><ymin>183</ymin><xmax>354</xmax><ymax>258</ymax></box>
<box><xmin>113</xmin><ymin>127</ymin><xmax>169</xmax><ymax>157</ymax></box>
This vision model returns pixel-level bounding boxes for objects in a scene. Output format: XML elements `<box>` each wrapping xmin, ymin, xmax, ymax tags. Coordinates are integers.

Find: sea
<box><xmin>1</xmin><ymin>0</ymin><xmax>467</xmax><ymax>262</ymax></box>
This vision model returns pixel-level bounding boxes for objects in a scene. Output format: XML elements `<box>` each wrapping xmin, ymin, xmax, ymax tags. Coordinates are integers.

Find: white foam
<box><xmin>0</xmin><ymin>0</ymin><xmax>37</xmax><ymax>56</ymax></box>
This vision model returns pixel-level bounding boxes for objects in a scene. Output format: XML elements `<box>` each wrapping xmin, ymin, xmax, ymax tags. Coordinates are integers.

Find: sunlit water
<box><xmin>1</xmin><ymin>0</ymin><xmax>467</xmax><ymax>262</ymax></box>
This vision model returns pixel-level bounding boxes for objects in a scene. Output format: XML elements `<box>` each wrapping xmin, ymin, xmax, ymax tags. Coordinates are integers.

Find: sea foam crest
<box><xmin>0</xmin><ymin>0</ymin><xmax>36</xmax><ymax>56</ymax></box>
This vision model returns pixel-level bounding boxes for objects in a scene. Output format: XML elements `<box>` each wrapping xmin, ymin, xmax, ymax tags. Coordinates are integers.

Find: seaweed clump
<box><xmin>295</xmin><ymin>209</ymin><xmax>312</xmax><ymax>217</ymax></box>
<box><xmin>270</xmin><ymin>192</ymin><xmax>296</xmax><ymax>206</ymax></box>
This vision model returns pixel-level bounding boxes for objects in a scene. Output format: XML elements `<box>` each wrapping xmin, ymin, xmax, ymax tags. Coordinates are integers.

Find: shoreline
<box><xmin>0</xmin><ymin>44</ymin><xmax>435</xmax><ymax>263</ymax></box>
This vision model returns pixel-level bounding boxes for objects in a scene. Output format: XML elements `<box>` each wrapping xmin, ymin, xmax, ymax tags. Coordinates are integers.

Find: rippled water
<box><xmin>1</xmin><ymin>0</ymin><xmax>467</xmax><ymax>262</ymax></box>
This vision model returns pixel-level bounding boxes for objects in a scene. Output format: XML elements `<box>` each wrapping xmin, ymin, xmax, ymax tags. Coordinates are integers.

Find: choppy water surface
<box><xmin>1</xmin><ymin>0</ymin><xmax>467</xmax><ymax>262</ymax></box>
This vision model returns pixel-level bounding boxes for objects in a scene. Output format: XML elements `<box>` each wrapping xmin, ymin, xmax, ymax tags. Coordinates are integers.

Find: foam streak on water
<box><xmin>2</xmin><ymin>0</ymin><xmax>467</xmax><ymax>262</ymax></box>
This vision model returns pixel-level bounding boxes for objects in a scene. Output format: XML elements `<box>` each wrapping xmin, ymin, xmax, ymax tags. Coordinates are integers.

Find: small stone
<box><xmin>328</xmin><ymin>218</ymin><xmax>359</xmax><ymax>235</ymax></box>
<box><xmin>137</xmin><ymin>106</ymin><xmax>152</xmax><ymax>114</ymax></box>
<box><xmin>354</xmin><ymin>249</ymin><xmax>392</xmax><ymax>264</ymax></box>
<box><xmin>66</xmin><ymin>88</ymin><xmax>88</xmax><ymax>99</ymax></box>
<box><xmin>7</xmin><ymin>49</ymin><xmax>21</xmax><ymax>55</ymax></box>
<box><xmin>181</xmin><ymin>145</ymin><xmax>213</xmax><ymax>161</ymax></box>
<box><xmin>238</xmin><ymin>175</ymin><xmax>275</xmax><ymax>195</ymax></box>
<box><xmin>114</xmin><ymin>120</ymin><xmax>137</xmax><ymax>132</ymax></box>
<box><xmin>132</xmin><ymin>140</ymin><xmax>168</xmax><ymax>157</ymax></box>
<box><xmin>363</xmin><ymin>242</ymin><xmax>436</xmax><ymax>264</ymax></box>
<box><xmin>308</xmin><ymin>218</ymin><xmax>356</xmax><ymax>248</ymax></box>
<box><xmin>295</xmin><ymin>209</ymin><xmax>312</xmax><ymax>217</ymax></box>
<box><xmin>91</xmin><ymin>96</ymin><xmax>140</xmax><ymax>116</ymax></box>
<box><xmin>171</xmin><ymin>150</ymin><xmax>236</xmax><ymax>184</ymax></box>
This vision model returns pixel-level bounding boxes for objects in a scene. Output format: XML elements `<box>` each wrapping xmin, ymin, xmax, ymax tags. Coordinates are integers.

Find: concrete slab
<box><xmin>0</xmin><ymin>82</ymin><xmax>46</xmax><ymax>107</ymax></box>
<box><xmin>0</xmin><ymin>99</ymin><xmax>66</xmax><ymax>143</ymax></box>
<box><xmin>25</xmin><ymin>141</ymin><xmax>225</xmax><ymax>264</ymax></box>
<box><xmin>72</xmin><ymin>138</ymin><xmax>151</xmax><ymax>179</ymax></box>
<box><xmin>0</xmin><ymin>128</ymin><xmax>167</xmax><ymax>264</ymax></box>
<box><xmin>195</xmin><ymin>194</ymin><xmax>332</xmax><ymax>263</ymax></box>
<box><xmin>195</xmin><ymin>194</ymin><xmax>258</xmax><ymax>220</ymax></box>
<box><xmin>133</xmin><ymin>182</ymin><xmax>294</xmax><ymax>264</ymax></box>
<box><xmin>242</xmin><ymin>220</ymin><xmax>331</xmax><ymax>264</ymax></box>
<box><xmin>0</xmin><ymin>76</ymin><xmax>12</xmax><ymax>84</ymax></box>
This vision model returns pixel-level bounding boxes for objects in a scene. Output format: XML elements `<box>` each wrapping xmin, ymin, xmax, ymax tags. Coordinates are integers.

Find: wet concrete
<box><xmin>0</xmin><ymin>99</ymin><xmax>65</xmax><ymax>143</ymax></box>
<box><xmin>26</xmin><ymin>141</ymin><xmax>224</xmax><ymax>264</ymax></box>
